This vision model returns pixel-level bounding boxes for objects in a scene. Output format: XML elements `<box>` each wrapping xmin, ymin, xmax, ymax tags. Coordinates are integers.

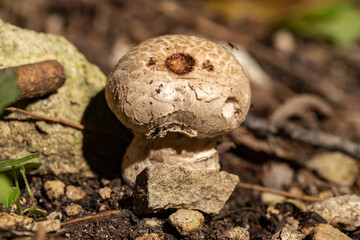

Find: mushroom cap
<box><xmin>105</xmin><ymin>35</ymin><xmax>251</xmax><ymax>138</ymax></box>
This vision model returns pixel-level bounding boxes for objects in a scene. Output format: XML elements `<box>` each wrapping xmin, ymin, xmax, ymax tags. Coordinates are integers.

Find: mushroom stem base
<box><xmin>122</xmin><ymin>133</ymin><xmax>220</xmax><ymax>186</ymax></box>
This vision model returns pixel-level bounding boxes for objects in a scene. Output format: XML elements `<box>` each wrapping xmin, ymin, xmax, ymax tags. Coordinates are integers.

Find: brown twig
<box><xmin>211</xmin><ymin>207</ymin><xmax>265</xmax><ymax>221</ymax></box>
<box><xmin>243</xmin><ymin>115</ymin><xmax>360</xmax><ymax>159</ymax></box>
<box><xmin>60</xmin><ymin>210</ymin><xmax>122</xmax><ymax>227</ymax></box>
<box><xmin>4</xmin><ymin>107</ymin><xmax>125</xmax><ymax>141</ymax></box>
<box><xmin>237</xmin><ymin>181</ymin><xmax>322</xmax><ymax>202</ymax></box>
<box><xmin>5</xmin><ymin>107</ymin><xmax>84</xmax><ymax>130</ymax></box>
<box><xmin>2</xmin><ymin>60</ymin><xmax>66</xmax><ymax>100</ymax></box>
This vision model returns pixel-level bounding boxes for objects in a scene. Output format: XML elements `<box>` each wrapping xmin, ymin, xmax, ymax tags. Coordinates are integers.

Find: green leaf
<box><xmin>29</xmin><ymin>206</ymin><xmax>47</xmax><ymax>216</ymax></box>
<box><xmin>0</xmin><ymin>174</ymin><xmax>20</xmax><ymax>207</ymax></box>
<box><xmin>285</xmin><ymin>1</ymin><xmax>360</xmax><ymax>47</ymax></box>
<box><xmin>0</xmin><ymin>162</ymin><xmax>42</xmax><ymax>174</ymax></box>
<box><xmin>0</xmin><ymin>153</ymin><xmax>40</xmax><ymax>169</ymax></box>
<box><xmin>0</xmin><ymin>70</ymin><xmax>19</xmax><ymax>115</ymax></box>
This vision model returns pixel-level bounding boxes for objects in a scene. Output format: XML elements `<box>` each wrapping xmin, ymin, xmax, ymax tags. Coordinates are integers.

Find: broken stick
<box><xmin>1</xmin><ymin>60</ymin><xmax>66</xmax><ymax>100</ymax></box>
<box><xmin>242</xmin><ymin>115</ymin><xmax>360</xmax><ymax>160</ymax></box>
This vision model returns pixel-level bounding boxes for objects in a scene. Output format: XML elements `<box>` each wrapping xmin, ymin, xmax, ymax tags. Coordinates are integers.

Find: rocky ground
<box><xmin>1</xmin><ymin>0</ymin><xmax>360</xmax><ymax>239</ymax></box>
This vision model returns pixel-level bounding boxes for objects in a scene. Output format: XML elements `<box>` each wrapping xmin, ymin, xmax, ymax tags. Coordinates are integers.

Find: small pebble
<box><xmin>99</xmin><ymin>204</ymin><xmax>107</xmax><ymax>212</ymax></box>
<box><xmin>47</xmin><ymin>211</ymin><xmax>62</xmax><ymax>221</ymax></box>
<box><xmin>135</xmin><ymin>233</ymin><xmax>161</xmax><ymax>240</ymax></box>
<box><xmin>65</xmin><ymin>204</ymin><xmax>83</xmax><ymax>216</ymax></box>
<box><xmin>227</xmin><ymin>226</ymin><xmax>250</xmax><ymax>240</ymax></box>
<box><xmin>43</xmin><ymin>180</ymin><xmax>65</xmax><ymax>200</ymax></box>
<box><xmin>99</xmin><ymin>187</ymin><xmax>112</xmax><ymax>200</ymax></box>
<box><xmin>272</xmin><ymin>30</ymin><xmax>295</xmax><ymax>54</ymax></box>
<box><xmin>168</xmin><ymin>209</ymin><xmax>204</xmax><ymax>236</ymax></box>
<box><xmin>66</xmin><ymin>185</ymin><xmax>87</xmax><ymax>201</ymax></box>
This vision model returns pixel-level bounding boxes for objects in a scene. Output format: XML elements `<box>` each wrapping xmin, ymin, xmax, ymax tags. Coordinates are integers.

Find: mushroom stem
<box><xmin>122</xmin><ymin>133</ymin><xmax>220</xmax><ymax>186</ymax></box>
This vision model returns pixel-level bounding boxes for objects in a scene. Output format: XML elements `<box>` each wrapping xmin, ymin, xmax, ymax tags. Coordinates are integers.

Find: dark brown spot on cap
<box><xmin>165</xmin><ymin>53</ymin><xmax>195</xmax><ymax>75</ymax></box>
<box><xmin>203</xmin><ymin>60</ymin><xmax>214</xmax><ymax>72</ymax></box>
<box><xmin>147</xmin><ymin>57</ymin><xmax>157</xmax><ymax>67</ymax></box>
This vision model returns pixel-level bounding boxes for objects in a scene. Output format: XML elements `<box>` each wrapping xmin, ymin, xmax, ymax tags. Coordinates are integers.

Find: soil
<box><xmin>1</xmin><ymin>0</ymin><xmax>360</xmax><ymax>239</ymax></box>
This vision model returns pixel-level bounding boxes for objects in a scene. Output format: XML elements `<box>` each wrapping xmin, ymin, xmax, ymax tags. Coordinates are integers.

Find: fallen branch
<box><xmin>243</xmin><ymin>115</ymin><xmax>360</xmax><ymax>159</ymax></box>
<box><xmin>2</xmin><ymin>60</ymin><xmax>65</xmax><ymax>100</ymax></box>
<box><xmin>237</xmin><ymin>181</ymin><xmax>322</xmax><ymax>202</ymax></box>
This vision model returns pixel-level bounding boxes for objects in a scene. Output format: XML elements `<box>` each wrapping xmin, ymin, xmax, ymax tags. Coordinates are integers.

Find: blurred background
<box><xmin>1</xmin><ymin>0</ymin><xmax>360</xmax><ymax>140</ymax></box>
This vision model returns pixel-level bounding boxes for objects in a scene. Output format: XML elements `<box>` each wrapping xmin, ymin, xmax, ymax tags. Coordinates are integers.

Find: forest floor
<box><xmin>1</xmin><ymin>0</ymin><xmax>360</xmax><ymax>239</ymax></box>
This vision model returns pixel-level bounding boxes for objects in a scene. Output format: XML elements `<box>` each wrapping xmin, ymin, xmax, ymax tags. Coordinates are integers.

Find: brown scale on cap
<box><xmin>202</xmin><ymin>60</ymin><xmax>214</xmax><ymax>72</ymax></box>
<box><xmin>165</xmin><ymin>53</ymin><xmax>195</xmax><ymax>75</ymax></box>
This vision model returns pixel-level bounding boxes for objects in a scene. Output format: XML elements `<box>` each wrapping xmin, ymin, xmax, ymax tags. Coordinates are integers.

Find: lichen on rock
<box><xmin>0</xmin><ymin>19</ymin><xmax>120</xmax><ymax>176</ymax></box>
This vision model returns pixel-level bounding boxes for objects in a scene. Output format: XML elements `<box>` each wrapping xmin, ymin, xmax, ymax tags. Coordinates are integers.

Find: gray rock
<box><xmin>0</xmin><ymin>19</ymin><xmax>130</xmax><ymax>177</ymax></box>
<box><xmin>308</xmin><ymin>194</ymin><xmax>360</xmax><ymax>231</ymax></box>
<box><xmin>25</xmin><ymin>219</ymin><xmax>60</xmax><ymax>232</ymax></box>
<box><xmin>227</xmin><ymin>226</ymin><xmax>250</xmax><ymax>240</ymax></box>
<box><xmin>306</xmin><ymin>152</ymin><xmax>358</xmax><ymax>186</ymax></box>
<box><xmin>168</xmin><ymin>209</ymin><xmax>204</xmax><ymax>236</ymax></box>
<box><xmin>311</xmin><ymin>224</ymin><xmax>351</xmax><ymax>240</ymax></box>
<box><xmin>44</xmin><ymin>180</ymin><xmax>65</xmax><ymax>200</ymax></box>
<box><xmin>66</xmin><ymin>185</ymin><xmax>87</xmax><ymax>201</ymax></box>
<box><xmin>134</xmin><ymin>165</ymin><xmax>239</xmax><ymax>214</ymax></box>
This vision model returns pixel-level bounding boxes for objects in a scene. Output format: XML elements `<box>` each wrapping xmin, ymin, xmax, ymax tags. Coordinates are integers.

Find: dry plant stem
<box><xmin>150</xmin><ymin>0</ymin><xmax>344</xmax><ymax>103</ymax></box>
<box><xmin>60</xmin><ymin>210</ymin><xmax>122</xmax><ymax>227</ymax></box>
<box><xmin>211</xmin><ymin>207</ymin><xmax>266</xmax><ymax>221</ymax></box>
<box><xmin>237</xmin><ymin>181</ymin><xmax>321</xmax><ymax>202</ymax></box>
<box><xmin>5</xmin><ymin>107</ymin><xmax>85</xmax><ymax>130</ymax></box>
<box><xmin>2</xmin><ymin>60</ymin><xmax>66</xmax><ymax>100</ymax></box>
<box><xmin>244</xmin><ymin>115</ymin><xmax>360</xmax><ymax>159</ymax></box>
<box><xmin>4</xmin><ymin>107</ymin><xmax>125</xmax><ymax>141</ymax></box>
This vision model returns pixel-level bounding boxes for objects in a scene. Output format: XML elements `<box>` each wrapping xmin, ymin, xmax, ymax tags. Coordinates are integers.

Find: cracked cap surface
<box><xmin>105</xmin><ymin>34</ymin><xmax>251</xmax><ymax>138</ymax></box>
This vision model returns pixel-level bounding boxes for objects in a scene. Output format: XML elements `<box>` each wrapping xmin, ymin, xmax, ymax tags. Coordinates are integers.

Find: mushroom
<box><xmin>105</xmin><ymin>35</ymin><xmax>251</xmax><ymax>186</ymax></box>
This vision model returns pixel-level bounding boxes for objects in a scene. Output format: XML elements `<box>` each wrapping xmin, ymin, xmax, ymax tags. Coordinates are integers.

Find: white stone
<box><xmin>168</xmin><ymin>209</ymin><xmax>204</xmax><ymax>236</ymax></box>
